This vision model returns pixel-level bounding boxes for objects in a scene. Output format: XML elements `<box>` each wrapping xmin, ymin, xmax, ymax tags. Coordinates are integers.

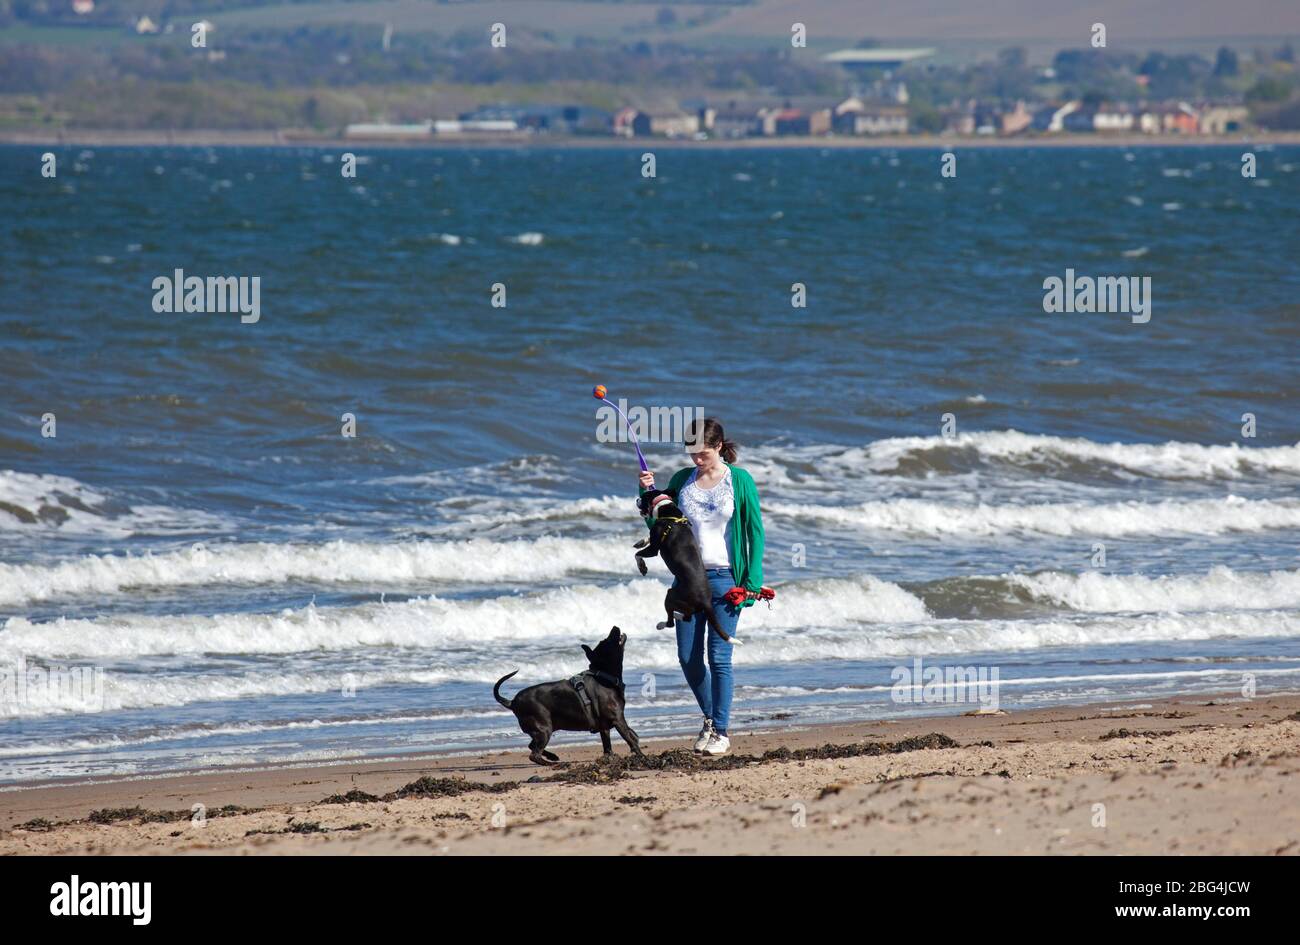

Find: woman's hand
<box><xmin>638</xmin><ymin>470</ymin><xmax>655</xmax><ymax>490</ymax></box>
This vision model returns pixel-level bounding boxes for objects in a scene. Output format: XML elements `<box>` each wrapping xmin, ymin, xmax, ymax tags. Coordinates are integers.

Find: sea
<box><xmin>1</xmin><ymin>142</ymin><xmax>1297</xmax><ymax>784</ymax></box>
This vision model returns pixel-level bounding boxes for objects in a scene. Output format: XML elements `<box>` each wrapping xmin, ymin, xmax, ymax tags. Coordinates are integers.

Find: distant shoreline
<box><xmin>4</xmin><ymin>129</ymin><xmax>1300</xmax><ymax>149</ymax></box>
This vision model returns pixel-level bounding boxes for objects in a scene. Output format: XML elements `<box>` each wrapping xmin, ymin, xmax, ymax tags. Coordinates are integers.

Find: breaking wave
<box><xmin>768</xmin><ymin>495</ymin><xmax>1300</xmax><ymax>538</ymax></box>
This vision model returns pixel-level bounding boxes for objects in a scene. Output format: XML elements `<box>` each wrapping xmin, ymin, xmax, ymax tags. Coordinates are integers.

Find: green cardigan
<box><xmin>641</xmin><ymin>464</ymin><xmax>766</xmax><ymax>607</ymax></box>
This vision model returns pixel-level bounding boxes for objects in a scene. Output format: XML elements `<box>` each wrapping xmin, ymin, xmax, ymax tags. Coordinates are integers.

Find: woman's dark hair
<box><xmin>686</xmin><ymin>416</ymin><xmax>738</xmax><ymax>464</ymax></box>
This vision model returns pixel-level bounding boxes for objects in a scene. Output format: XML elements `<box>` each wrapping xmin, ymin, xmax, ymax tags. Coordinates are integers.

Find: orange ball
<box><xmin>593</xmin><ymin>385</ymin><xmax>607</xmax><ymax>399</ymax></box>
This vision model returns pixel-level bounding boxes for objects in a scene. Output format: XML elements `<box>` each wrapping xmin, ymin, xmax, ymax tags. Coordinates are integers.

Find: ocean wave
<box><xmin>1008</xmin><ymin>566</ymin><xmax>1300</xmax><ymax>615</ymax></box>
<box><xmin>0</xmin><ymin>709</ymin><xmax>504</xmax><ymax>757</ymax></box>
<box><xmin>916</xmin><ymin>566</ymin><xmax>1300</xmax><ymax>619</ymax></box>
<box><xmin>0</xmin><ymin>535</ymin><xmax>639</xmax><ymax>606</ymax></box>
<box><xmin>0</xmin><ymin>575</ymin><xmax>928</xmax><ymax>661</ymax></box>
<box><xmin>5</xmin><ymin>609</ymin><xmax>1298</xmax><ymax>718</ymax></box>
<box><xmin>766</xmin><ymin>431</ymin><xmax>1300</xmax><ymax>481</ymax></box>
<box><xmin>767</xmin><ymin>495</ymin><xmax>1300</xmax><ymax>538</ymax></box>
<box><xmin>0</xmin><ymin>469</ymin><xmax>225</xmax><ymax>537</ymax></box>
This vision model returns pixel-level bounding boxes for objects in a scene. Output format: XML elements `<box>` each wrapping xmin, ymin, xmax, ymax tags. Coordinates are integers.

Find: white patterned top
<box><xmin>677</xmin><ymin>467</ymin><xmax>734</xmax><ymax>569</ymax></box>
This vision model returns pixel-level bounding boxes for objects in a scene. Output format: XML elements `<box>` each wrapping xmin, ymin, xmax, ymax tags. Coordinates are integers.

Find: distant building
<box><xmin>973</xmin><ymin>103</ymin><xmax>1002</xmax><ymax>135</ymax></box>
<box><xmin>943</xmin><ymin>103</ymin><xmax>977</xmax><ymax>136</ymax></box>
<box><xmin>1198</xmin><ymin>105</ymin><xmax>1247</xmax><ymax>134</ymax></box>
<box><xmin>1032</xmin><ymin>101</ymin><xmax>1081</xmax><ymax>133</ymax></box>
<box><xmin>344</xmin><ymin>122</ymin><xmax>434</xmax><ymax>140</ymax></box>
<box><xmin>698</xmin><ymin>105</ymin><xmax>762</xmax><ymax>139</ymax></box>
<box><xmin>459</xmin><ymin>105</ymin><xmax>539</xmax><ymax>127</ymax></box>
<box><xmin>749</xmin><ymin>102</ymin><xmax>831</xmax><ymax>137</ymax></box>
<box><xmin>1138</xmin><ymin>103</ymin><xmax>1199</xmax><ymax>134</ymax></box>
<box><xmin>630</xmin><ymin>110</ymin><xmax>699</xmax><ymax>138</ymax></box>
<box><xmin>1066</xmin><ymin>104</ymin><xmax>1137</xmax><ymax>133</ymax></box>
<box><xmin>1094</xmin><ymin>106</ymin><xmax>1136</xmax><ymax>132</ymax></box>
<box><xmin>433</xmin><ymin>119</ymin><xmax>519</xmax><ymax>134</ymax></box>
<box><xmin>822</xmin><ymin>48</ymin><xmax>934</xmax><ymax>89</ymax></box>
<box><xmin>457</xmin><ymin>104</ymin><xmax>609</xmax><ymax>134</ymax></box>
<box><xmin>72</xmin><ymin>0</ymin><xmax>94</xmax><ymax>14</ymax></box>
<box><xmin>612</xmin><ymin>107</ymin><xmax>638</xmax><ymax>137</ymax></box>
<box><xmin>561</xmin><ymin>106</ymin><xmax>613</xmax><ymax>135</ymax></box>
<box><xmin>134</xmin><ymin>16</ymin><xmax>159</xmax><ymax>34</ymax></box>
<box><xmin>998</xmin><ymin>101</ymin><xmax>1033</xmax><ymax>135</ymax></box>
<box><xmin>833</xmin><ymin>98</ymin><xmax>908</xmax><ymax>135</ymax></box>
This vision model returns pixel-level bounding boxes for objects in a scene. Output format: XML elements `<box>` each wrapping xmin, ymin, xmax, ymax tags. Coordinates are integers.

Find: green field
<box><xmin>0</xmin><ymin>24</ymin><xmax>143</xmax><ymax>47</ymax></box>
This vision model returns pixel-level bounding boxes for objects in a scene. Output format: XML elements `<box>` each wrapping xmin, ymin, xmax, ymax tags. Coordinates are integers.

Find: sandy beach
<box><xmin>3</xmin><ymin>692</ymin><xmax>1296</xmax><ymax>856</ymax></box>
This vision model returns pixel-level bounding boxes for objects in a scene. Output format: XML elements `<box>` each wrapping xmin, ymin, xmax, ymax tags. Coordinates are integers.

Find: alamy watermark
<box><xmin>890</xmin><ymin>658</ymin><xmax>1000</xmax><ymax>711</ymax></box>
<box><xmin>1</xmin><ymin>656</ymin><xmax>106</xmax><ymax>714</ymax></box>
<box><xmin>1042</xmin><ymin>269</ymin><xmax>1151</xmax><ymax>324</ymax></box>
<box><xmin>152</xmin><ymin>269</ymin><xmax>261</xmax><ymax>324</ymax></box>
<box><xmin>595</xmin><ymin>401</ymin><xmax>704</xmax><ymax>446</ymax></box>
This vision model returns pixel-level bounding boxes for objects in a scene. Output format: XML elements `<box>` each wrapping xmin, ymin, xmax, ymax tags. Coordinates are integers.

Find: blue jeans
<box><xmin>675</xmin><ymin>567</ymin><xmax>742</xmax><ymax>734</ymax></box>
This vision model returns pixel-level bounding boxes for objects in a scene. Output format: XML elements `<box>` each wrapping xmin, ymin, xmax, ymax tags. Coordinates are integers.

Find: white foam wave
<box><xmin>848</xmin><ymin>430</ymin><xmax>1300</xmax><ymax>480</ymax></box>
<box><xmin>0</xmin><ymin>575</ymin><xmax>928</xmax><ymax>661</ymax></box>
<box><xmin>1010</xmin><ymin>566</ymin><xmax>1300</xmax><ymax>614</ymax></box>
<box><xmin>768</xmin><ymin>495</ymin><xmax>1300</xmax><ymax>538</ymax></box>
<box><xmin>6</xmin><ymin>609</ymin><xmax>1298</xmax><ymax>718</ymax></box>
<box><xmin>0</xmin><ymin>535</ymin><xmax>638</xmax><ymax>606</ymax></box>
<box><xmin>0</xmin><ymin>470</ymin><xmax>225</xmax><ymax>537</ymax></box>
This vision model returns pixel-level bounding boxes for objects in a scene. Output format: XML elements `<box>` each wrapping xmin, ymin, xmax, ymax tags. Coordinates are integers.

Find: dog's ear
<box><xmin>607</xmin><ymin>626</ymin><xmax>621</xmax><ymax>640</ymax></box>
<box><xmin>581</xmin><ymin>644</ymin><xmax>594</xmax><ymax>660</ymax></box>
<box><xmin>664</xmin><ymin>488</ymin><xmax>678</xmax><ymax>501</ymax></box>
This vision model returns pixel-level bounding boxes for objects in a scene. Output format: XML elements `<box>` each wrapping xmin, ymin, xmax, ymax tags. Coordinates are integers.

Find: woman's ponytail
<box><xmin>687</xmin><ymin>417</ymin><xmax>739</xmax><ymax>464</ymax></box>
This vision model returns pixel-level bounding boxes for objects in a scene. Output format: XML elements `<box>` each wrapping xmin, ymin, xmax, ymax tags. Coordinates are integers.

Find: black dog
<box><xmin>634</xmin><ymin>489</ymin><xmax>739</xmax><ymax>645</ymax></box>
<box><xmin>493</xmin><ymin>626</ymin><xmax>642</xmax><ymax>766</ymax></box>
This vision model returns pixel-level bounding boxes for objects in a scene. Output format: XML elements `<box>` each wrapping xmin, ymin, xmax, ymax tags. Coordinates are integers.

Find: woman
<box><xmin>638</xmin><ymin>417</ymin><xmax>765</xmax><ymax>756</ymax></box>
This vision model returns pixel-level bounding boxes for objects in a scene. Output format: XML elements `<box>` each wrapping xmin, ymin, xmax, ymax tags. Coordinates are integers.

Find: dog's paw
<box><xmin>636</xmin><ymin>559</ymin><xmax>648</xmax><ymax>576</ymax></box>
<box><xmin>655</xmin><ymin>621</ymin><xmax>669</xmax><ymax>630</ymax></box>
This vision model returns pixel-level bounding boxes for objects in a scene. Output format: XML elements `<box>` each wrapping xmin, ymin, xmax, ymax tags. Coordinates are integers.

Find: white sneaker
<box><xmin>702</xmin><ymin>732</ymin><xmax>731</xmax><ymax>756</ymax></box>
<box><xmin>693</xmin><ymin>718</ymin><xmax>716</xmax><ymax>752</ymax></box>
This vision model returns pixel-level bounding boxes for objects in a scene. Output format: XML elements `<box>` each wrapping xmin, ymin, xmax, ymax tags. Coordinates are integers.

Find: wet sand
<box><xmin>3</xmin><ymin>692</ymin><xmax>1297</xmax><ymax>855</ymax></box>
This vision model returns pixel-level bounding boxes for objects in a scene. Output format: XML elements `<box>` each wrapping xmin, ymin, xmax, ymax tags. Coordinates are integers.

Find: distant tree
<box><xmin>1053</xmin><ymin>49</ymin><xmax>1114</xmax><ymax>84</ymax></box>
<box><xmin>1214</xmin><ymin>46</ymin><xmax>1239</xmax><ymax>77</ymax></box>
<box><xmin>998</xmin><ymin>47</ymin><xmax>1028</xmax><ymax>70</ymax></box>
<box><xmin>908</xmin><ymin>101</ymin><xmax>943</xmax><ymax>133</ymax></box>
<box><xmin>1277</xmin><ymin>43</ymin><xmax>1296</xmax><ymax>64</ymax></box>
<box><xmin>1253</xmin><ymin>97</ymin><xmax>1300</xmax><ymax>129</ymax></box>
<box><xmin>1246</xmin><ymin>76</ymin><xmax>1293</xmax><ymax>103</ymax></box>
<box><xmin>1136</xmin><ymin>51</ymin><xmax>1211</xmax><ymax>99</ymax></box>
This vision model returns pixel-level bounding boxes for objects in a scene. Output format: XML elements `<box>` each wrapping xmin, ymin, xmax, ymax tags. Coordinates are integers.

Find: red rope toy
<box><xmin>723</xmin><ymin>586</ymin><xmax>776</xmax><ymax>607</ymax></box>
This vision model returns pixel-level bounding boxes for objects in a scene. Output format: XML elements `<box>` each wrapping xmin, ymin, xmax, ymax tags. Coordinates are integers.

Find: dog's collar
<box><xmin>590</xmin><ymin>669</ymin><xmax>624</xmax><ymax>691</ymax></box>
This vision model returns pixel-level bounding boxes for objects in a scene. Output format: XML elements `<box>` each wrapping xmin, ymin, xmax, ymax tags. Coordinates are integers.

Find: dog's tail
<box><xmin>493</xmin><ymin>670</ymin><xmax>519</xmax><ymax>709</ymax></box>
<box><xmin>705</xmin><ymin>605</ymin><xmax>741</xmax><ymax>645</ymax></box>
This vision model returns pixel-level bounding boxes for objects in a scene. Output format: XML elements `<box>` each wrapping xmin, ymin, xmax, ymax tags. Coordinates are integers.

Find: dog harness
<box><xmin>567</xmin><ymin>670</ymin><xmax>624</xmax><ymax>732</ymax></box>
<box><xmin>654</xmin><ymin>515</ymin><xmax>690</xmax><ymax>539</ymax></box>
